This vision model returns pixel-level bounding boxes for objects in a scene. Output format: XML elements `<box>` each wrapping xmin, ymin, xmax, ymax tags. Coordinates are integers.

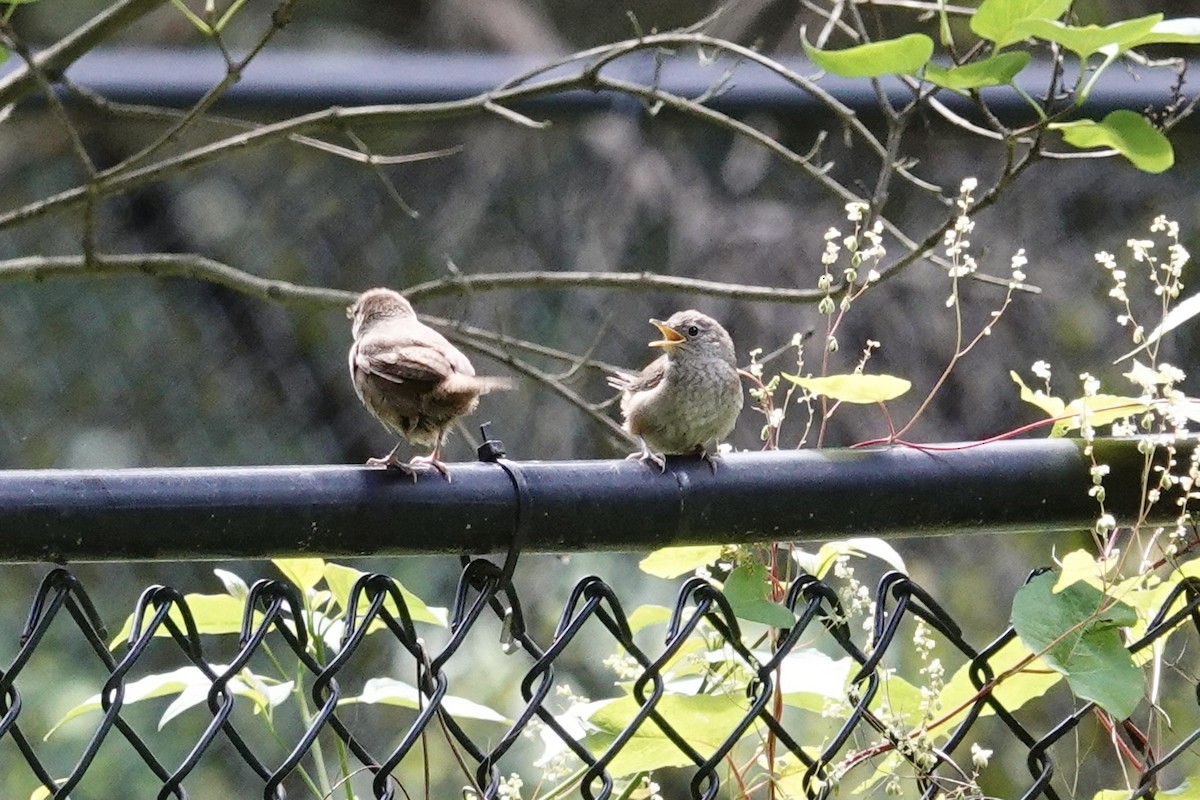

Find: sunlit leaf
<box><xmin>971</xmin><ymin>0</ymin><xmax>1072</xmax><ymax>49</ymax></box>
<box><xmin>1118</xmin><ymin>292</ymin><xmax>1200</xmax><ymax>362</ymax></box>
<box><xmin>341</xmin><ymin>677</ymin><xmax>509</xmax><ymax>722</ymax></box>
<box><xmin>586</xmin><ymin>694</ymin><xmax>752</xmax><ymax>775</ymax></box>
<box><xmin>45</xmin><ymin>666</ymin><xmax>290</xmax><ymax>738</ymax></box>
<box><xmin>1015</xmin><ymin>14</ymin><xmax>1163</xmax><ymax>58</ymax></box>
<box><xmin>639</xmin><ymin>545</ymin><xmax>726</xmax><ymax>578</ymax></box>
<box><xmin>1010</xmin><ymin>370</ymin><xmax>1066</xmax><ymax>419</ymax></box>
<box><xmin>1126</xmin><ymin>18</ymin><xmax>1200</xmax><ymax>48</ymax></box>
<box><xmin>627</xmin><ymin>604</ymin><xmax>673</xmax><ymax>634</ymax></box>
<box><xmin>110</xmin><ymin>593</ymin><xmax>257</xmax><ymax>648</ymax></box>
<box><xmin>793</xmin><ymin>536</ymin><xmax>907</xmax><ymax>578</ymax></box>
<box><xmin>938</xmin><ymin>638</ymin><xmax>1063</xmax><ymax>728</ymax></box>
<box><xmin>273</xmin><ymin>558</ymin><xmax>326</xmax><ymax>590</ymax></box>
<box><xmin>1012</xmin><ymin>572</ymin><xmax>1142</xmax><ymax>718</ymax></box>
<box><xmin>213</xmin><ymin>568</ymin><xmax>249</xmax><ymax>601</ymax></box>
<box><xmin>778</xmin><ymin>650</ymin><xmax>854</xmax><ymax>709</ymax></box>
<box><xmin>1052</xmin><ymin>394</ymin><xmax>1148</xmax><ymax>437</ymax></box>
<box><xmin>781</xmin><ymin>372</ymin><xmax>911</xmax><ymax>403</ymax></box>
<box><xmin>925</xmin><ymin>52</ymin><xmax>1031</xmax><ymax>91</ymax></box>
<box><xmin>323</xmin><ymin>562</ymin><xmax>447</xmax><ymax>627</ymax></box>
<box><xmin>803</xmin><ymin>33</ymin><xmax>933</xmax><ymax>77</ymax></box>
<box><xmin>1051</xmin><ymin>110</ymin><xmax>1173</xmax><ymax>173</ymax></box>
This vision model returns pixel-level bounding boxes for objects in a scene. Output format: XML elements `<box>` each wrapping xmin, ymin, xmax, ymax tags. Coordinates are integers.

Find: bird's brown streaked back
<box><xmin>348</xmin><ymin>288</ymin><xmax>512</xmax><ymax>479</ymax></box>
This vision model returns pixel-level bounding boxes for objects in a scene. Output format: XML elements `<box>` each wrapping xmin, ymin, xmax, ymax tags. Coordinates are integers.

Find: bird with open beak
<box><xmin>608</xmin><ymin>309</ymin><xmax>743</xmax><ymax>470</ymax></box>
<box><xmin>348</xmin><ymin>288</ymin><xmax>512</xmax><ymax>479</ymax></box>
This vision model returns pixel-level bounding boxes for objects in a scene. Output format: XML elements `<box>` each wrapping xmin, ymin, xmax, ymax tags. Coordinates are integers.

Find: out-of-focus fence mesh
<box><xmin>3</xmin><ymin>559</ymin><xmax>1197</xmax><ymax>799</ymax></box>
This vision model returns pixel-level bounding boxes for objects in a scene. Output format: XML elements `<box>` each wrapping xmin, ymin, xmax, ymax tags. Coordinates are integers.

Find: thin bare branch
<box><xmin>422</xmin><ymin>316</ymin><xmax>627</xmax><ymax>375</ymax></box>
<box><xmin>406</xmin><ymin>270</ymin><xmax>826</xmax><ymax>304</ymax></box>
<box><xmin>0</xmin><ymin>254</ymin><xmax>355</xmax><ymax>307</ymax></box>
<box><xmin>438</xmin><ymin>328</ymin><xmax>635</xmax><ymax>446</ymax></box>
<box><xmin>0</xmin><ymin>0</ymin><xmax>166</xmax><ymax>109</ymax></box>
<box><xmin>483</xmin><ymin>99</ymin><xmax>551</xmax><ymax>129</ymax></box>
<box><xmin>100</xmin><ymin>0</ymin><xmax>298</xmax><ymax>177</ymax></box>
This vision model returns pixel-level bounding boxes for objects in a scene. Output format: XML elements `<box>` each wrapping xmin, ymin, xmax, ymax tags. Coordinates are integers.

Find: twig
<box><xmin>406</xmin><ymin>270</ymin><xmax>826</xmax><ymax>304</ymax></box>
<box><xmin>0</xmin><ymin>0</ymin><xmax>166</xmax><ymax>109</ymax></box>
<box><xmin>438</xmin><ymin>328</ymin><xmax>634</xmax><ymax>446</ymax></box>
<box><xmin>99</xmin><ymin>0</ymin><xmax>298</xmax><ymax>177</ymax></box>
<box><xmin>0</xmin><ymin>253</ymin><xmax>354</xmax><ymax>307</ymax></box>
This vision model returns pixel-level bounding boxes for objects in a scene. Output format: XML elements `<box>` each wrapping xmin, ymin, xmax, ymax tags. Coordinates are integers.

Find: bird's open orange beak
<box><xmin>648</xmin><ymin>319</ymin><xmax>685</xmax><ymax>348</ymax></box>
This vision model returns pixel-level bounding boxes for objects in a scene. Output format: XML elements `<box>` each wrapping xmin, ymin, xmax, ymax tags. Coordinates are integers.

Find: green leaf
<box><xmin>793</xmin><ymin>536</ymin><xmax>907</xmax><ymax>579</ymax></box>
<box><xmin>778</xmin><ymin>650</ymin><xmax>854</xmax><ymax>709</ymax></box>
<box><xmin>212</xmin><ymin>568</ymin><xmax>249</xmax><ymax>601</ymax></box>
<box><xmin>1015</xmin><ymin>15</ymin><xmax>1163</xmax><ymax>59</ymax></box>
<box><xmin>1051</xmin><ymin>110</ymin><xmax>1174</xmax><ymax>173</ymax></box>
<box><xmin>639</xmin><ymin>545</ymin><xmax>726</xmax><ymax>579</ymax></box>
<box><xmin>1120</xmin><ymin>292</ymin><xmax>1200</xmax><ymax>362</ymax></box>
<box><xmin>1127</xmin><ymin>18</ymin><xmax>1200</xmax><ymax>48</ymax></box>
<box><xmin>971</xmin><ymin>0</ymin><xmax>1072</xmax><ymax>50</ymax></box>
<box><xmin>323</xmin><ymin>562</ymin><xmax>447</xmax><ymax>627</ymax></box>
<box><xmin>781</xmin><ymin>372</ymin><xmax>911</xmax><ymax>403</ymax></box>
<box><xmin>803</xmin><ymin>33</ymin><xmax>934</xmax><ymax>78</ymax></box>
<box><xmin>274</xmin><ymin>557</ymin><xmax>326</xmax><ymax>590</ymax></box>
<box><xmin>586</xmin><ymin>694</ymin><xmax>751</xmax><ymax>776</ymax></box>
<box><xmin>1010</xmin><ymin>370</ymin><xmax>1066</xmax><ymax>419</ymax></box>
<box><xmin>110</xmin><ymin>593</ymin><xmax>257</xmax><ymax>648</ymax></box>
<box><xmin>1051</xmin><ymin>394</ymin><xmax>1148</xmax><ymax>437</ymax></box>
<box><xmin>925</xmin><ymin>52</ymin><xmax>1031</xmax><ymax>91</ymax></box>
<box><xmin>627</xmin><ymin>604</ymin><xmax>673</xmax><ymax>633</ymax></box>
<box><xmin>45</xmin><ymin>666</ymin><xmax>290</xmax><ymax>738</ymax></box>
<box><xmin>340</xmin><ymin>677</ymin><xmax>509</xmax><ymax>722</ymax></box>
<box><xmin>1012</xmin><ymin>572</ymin><xmax>1142</xmax><ymax>718</ymax></box>
<box><xmin>938</xmin><ymin>637</ymin><xmax>1063</xmax><ymax>728</ymax></box>
<box><xmin>723</xmin><ymin>563</ymin><xmax>795</xmax><ymax>627</ymax></box>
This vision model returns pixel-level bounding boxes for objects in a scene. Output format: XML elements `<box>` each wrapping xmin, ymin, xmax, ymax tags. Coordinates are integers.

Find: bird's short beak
<box><xmin>648</xmin><ymin>319</ymin><xmax>685</xmax><ymax>348</ymax></box>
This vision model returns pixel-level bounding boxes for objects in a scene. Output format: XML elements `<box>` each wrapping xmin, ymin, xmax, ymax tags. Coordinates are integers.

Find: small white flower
<box><xmin>971</xmin><ymin>742</ymin><xmax>992</xmax><ymax>770</ymax></box>
<box><xmin>1031</xmin><ymin>360</ymin><xmax>1052</xmax><ymax>381</ymax></box>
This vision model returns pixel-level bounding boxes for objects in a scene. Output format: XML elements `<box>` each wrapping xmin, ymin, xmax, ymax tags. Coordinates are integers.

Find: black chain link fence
<box><xmin>4</xmin><ymin>555</ymin><xmax>1198</xmax><ymax>800</ymax></box>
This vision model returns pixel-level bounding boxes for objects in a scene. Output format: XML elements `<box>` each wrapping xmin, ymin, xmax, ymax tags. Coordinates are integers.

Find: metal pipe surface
<box><xmin>0</xmin><ymin>47</ymin><xmax>1187</xmax><ymax>120</ymax></box>
<box><xmin>0</xmin><ymin>438</ymin><xmax>1182</xmax><ymax>562</ymax></box>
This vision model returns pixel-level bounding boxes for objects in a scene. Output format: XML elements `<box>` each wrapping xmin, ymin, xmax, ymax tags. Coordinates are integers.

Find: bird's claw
<box><xmin>626</xmin><ymin>450</ymin><xmax>667</xmax><ymax>472</ymax></box>
<box><xmin>698</xmin><ymin>447</ymin><xmax>720</xmax><ymax>474</ymax></box>
<box><xmin>409</xmin><ymin>454</ymin><xmax>452</xmax><ymax>481</ymax></box>
<box><xmin>367</xmin><ymin>454</ymin><xmax>421</xmax><ymax>482</ymax></box>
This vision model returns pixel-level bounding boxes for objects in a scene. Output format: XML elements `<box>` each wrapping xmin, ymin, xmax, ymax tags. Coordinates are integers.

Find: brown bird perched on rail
<box><xmin>348</xmin><ymin>288</ymin><xmax>512</xmax><ymax>479</ymax></box>
<box><xmin>608</xmin><ymin>310</ymin><xmax>743</xmax><ymax>471</ymax></box>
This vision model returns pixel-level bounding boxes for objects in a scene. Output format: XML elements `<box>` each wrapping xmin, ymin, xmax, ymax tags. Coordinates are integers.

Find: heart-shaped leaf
<box><xmin>1052</xmin><ymin>110</ymin><xmax>1173</xmax><ymax>173</ymax></box>
<box><xmin>804</xmin><ymin>33</ymin><xmax>933</xmax><ymax>77</ymax></box>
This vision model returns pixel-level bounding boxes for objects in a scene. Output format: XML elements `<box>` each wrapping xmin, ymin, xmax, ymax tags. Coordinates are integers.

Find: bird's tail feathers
<box><xmin>446</xmin><ymin>374</ymin><xmax>515</xmax><ymax>395</ymax></box>
<box><xmin>605</xmin><ymin>370</ymin><xmax>635</xmax><ymax>392</ymax></box>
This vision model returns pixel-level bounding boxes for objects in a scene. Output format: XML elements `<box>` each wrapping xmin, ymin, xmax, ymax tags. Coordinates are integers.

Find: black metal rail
<box><xmin>0</xmin><ymin>437</ymin><xmax>1182</xmax><ymax>562</ymax></box>
<box><xmin>1</xmin><ymin>47</ymin><xmax>1189</xmax><ymax>119</ymax></box>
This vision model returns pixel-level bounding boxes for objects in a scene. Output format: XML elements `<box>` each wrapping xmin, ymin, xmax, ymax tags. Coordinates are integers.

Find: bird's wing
<box><xmin>355</xmin><ymin>337</ymin><xmax>457</xmax><ymax>385</ymax></box>
<box><xmin>608</xmin><ymin>356</ymin><xmax>668</xmax><ymax>393</ymax></box>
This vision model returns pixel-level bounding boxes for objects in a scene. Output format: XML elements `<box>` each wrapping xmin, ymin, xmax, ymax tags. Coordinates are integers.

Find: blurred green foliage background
<box><xmin>1</xmin><ymin>0</ymin><xmax>1200</xmax><ymax>797</ymax></box>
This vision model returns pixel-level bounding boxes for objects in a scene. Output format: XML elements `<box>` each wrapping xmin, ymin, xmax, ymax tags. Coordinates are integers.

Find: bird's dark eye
<box><xmin>687</xmin><ymin>325</ymin><xmax>700</xmax><ymax>337</ymax></box>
